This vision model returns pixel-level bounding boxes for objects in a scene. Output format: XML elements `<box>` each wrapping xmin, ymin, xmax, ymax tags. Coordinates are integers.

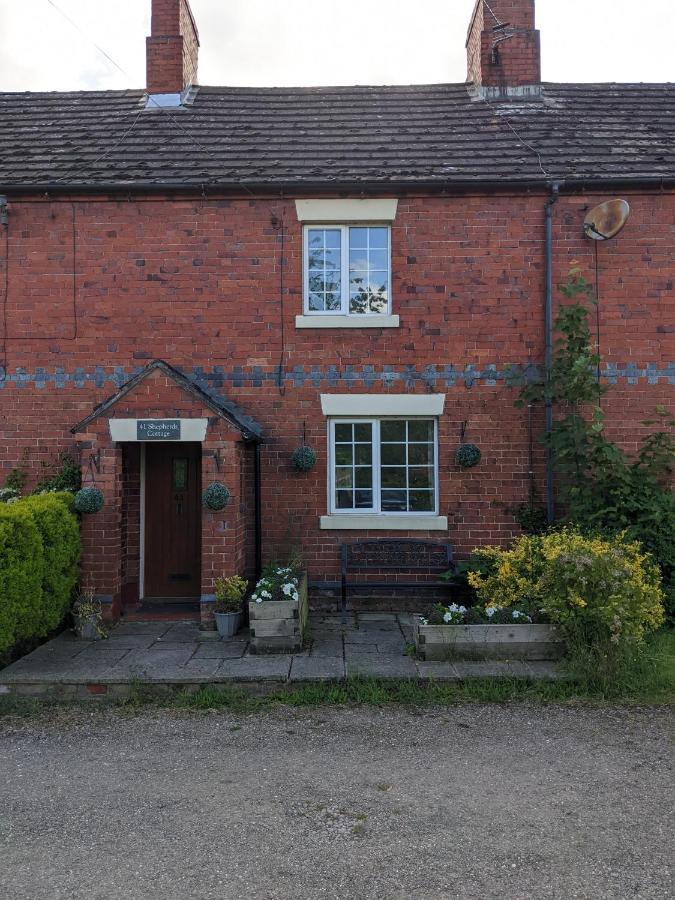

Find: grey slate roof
<box><xmin>0</xmin><ymin>82</ymin><xmax>673</xmax><ymax>190</ymax></box>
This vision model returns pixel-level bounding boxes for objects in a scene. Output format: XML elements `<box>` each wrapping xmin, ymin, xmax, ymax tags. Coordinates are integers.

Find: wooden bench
<box><xmin>340</xmin><ymin>539</ymin><xmax>455</xmax><ymax>623</ymax></box>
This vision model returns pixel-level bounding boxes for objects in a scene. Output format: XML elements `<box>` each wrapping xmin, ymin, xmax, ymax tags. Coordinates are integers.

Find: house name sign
<box><xmin>136</xmin><ymin>420</ymin><xmax>181</xmax><ymax>441</ymax></box>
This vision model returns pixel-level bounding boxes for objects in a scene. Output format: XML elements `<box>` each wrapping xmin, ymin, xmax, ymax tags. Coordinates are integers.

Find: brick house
<box><xmin>0</xmin><ymin>0</ymin><xmax>672</xmax><ymax>625</ymax></box>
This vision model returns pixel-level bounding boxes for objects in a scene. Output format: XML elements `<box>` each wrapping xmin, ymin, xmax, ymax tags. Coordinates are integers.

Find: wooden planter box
<box><xmin>413</xmin><ymin>618</ymin><xmax>563</xmax><ymax>661</ymax></box>
<box><xmin>248</xmin><ymin>574</ymin><xmax>309</xmax><ymax>654</ymax></box>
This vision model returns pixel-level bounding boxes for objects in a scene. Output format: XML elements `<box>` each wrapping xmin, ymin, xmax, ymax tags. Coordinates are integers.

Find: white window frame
<box><xmin>328</xmin><ymin>417</ymin><xmax>439</xmax><ymax>517</ymax></box>
<box><xmin>303</xmin><ymin>224</ymin><xmax>392</xmax><ymax>318</ymax></box>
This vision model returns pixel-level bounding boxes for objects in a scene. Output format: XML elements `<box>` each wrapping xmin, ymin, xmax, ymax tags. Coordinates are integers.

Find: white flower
<box><xmin>443</xmin><ymin>612</ymin><xmax>453</xmax><ymax>623</ymax></box>
<box><xmin>459</xmin><ymin>606</ymin><xmax>467</xmax><ymax>614</ymax></box>
<box><xmin>485</xmin><ymin>607</ymin><xmax>496</xmax><ymax>618</ymax></box>
<box><xmin>261</xmin><ymin>590</ymin><xmax>272</xmax><ymax>599</ymax></box>
<box><xmin>512</xmin><ymin>610</ymin><xmax>521</xmax><ymax>619</ymax></box>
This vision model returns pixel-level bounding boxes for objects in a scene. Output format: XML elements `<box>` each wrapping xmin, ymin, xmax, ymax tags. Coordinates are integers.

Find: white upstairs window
<box><xmin>304</xmin><ymin>225</ymin><xmax>391</xmax><ymax>317</ymax></box>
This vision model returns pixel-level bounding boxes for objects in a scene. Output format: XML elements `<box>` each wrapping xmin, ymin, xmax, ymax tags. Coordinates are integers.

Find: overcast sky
<box><xmin>0</xmin><ymin>0</ymin><xmax>673</xmax><ymax>92</ymax></box>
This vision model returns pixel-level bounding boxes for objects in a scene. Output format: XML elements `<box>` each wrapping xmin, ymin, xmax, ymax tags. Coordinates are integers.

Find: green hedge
<box><xmin>0</xmin><ymin>493</ymin><xmax>80</xmax><ymax>657</ymax></box>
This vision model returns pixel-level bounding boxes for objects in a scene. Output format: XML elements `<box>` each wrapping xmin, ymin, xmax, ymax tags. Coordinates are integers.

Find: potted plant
<box><xmin>213</xmin><ymin>575</ymin><xmax>248</xmax><ymax>638</ymax></box>
<box><xmin>248</xmin><ymin>563</ymin><xmax>309</xmax><ymax>653</ymax></box>
<box><xmin>72</xmin><ymin>589</ymin><xmax>106</xmax><ymax>641</ymax></box>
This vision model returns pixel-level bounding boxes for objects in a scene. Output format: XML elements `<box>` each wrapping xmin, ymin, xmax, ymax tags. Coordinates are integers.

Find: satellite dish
<box><xmin>584</xmin><ymin>199</ymin><xmax>630</xmax><ymax>241</ymax></box>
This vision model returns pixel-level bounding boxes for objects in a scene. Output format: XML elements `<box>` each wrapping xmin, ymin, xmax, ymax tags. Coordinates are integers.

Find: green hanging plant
<box><xmin>74</xmin><ymin>487</ymin><xmax>104</xmax><ymax>514</ymax></box>
<box><xmin>455</xmin><ymin>444</ymin><xmax>482</xmax><ymax>469</ymax></box>
<box><xmin>202</xmin><ymin>482</ymin><xmax>231</xmax><ymax>511</ymax></box>
<box><xmin>292</xmin><ymin>446</ymin><xmax>317</xmax><ymax>473</ymax></box>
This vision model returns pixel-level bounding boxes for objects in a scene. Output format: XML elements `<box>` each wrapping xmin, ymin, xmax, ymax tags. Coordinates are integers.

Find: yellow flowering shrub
<box><xmin>468</xmin><ymin>529</ymin><xmax>665</xmax><ymax>645</ymax></box>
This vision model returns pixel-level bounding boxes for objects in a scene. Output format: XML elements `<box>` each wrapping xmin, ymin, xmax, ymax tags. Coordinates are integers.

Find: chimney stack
<box><xmin>466</xmin><ymin>0</ymin><xmax>541</xmax><ymax>96</ymax></box>
<box><xmin>146</xmin><ymin>0</ymin><xmax>200</xmax><ymax>98</ymax></box>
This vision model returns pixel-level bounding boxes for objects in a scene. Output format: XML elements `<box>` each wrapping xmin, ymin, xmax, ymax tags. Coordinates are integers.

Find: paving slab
<box><xmin>215</xmin><ymin>656</ymin><xmax>292</xmax><ymax>682</ymax></box>
<box><xmin>180</xmin><ymin>658</ymin><xmax>224</xmax><ymax>678</ymax></box>
<box><xmin>192</xmin><ymin>642</ymin><xmax>248</xmax><ymax>659</ymax></box>
<box><xmin>289</xmin><ymin>656</ymin><xmax>345</xmax><ymax>681</ymax></box>
<box><xmin>161</xmin><ymin>623</ymin><xmax>204</xmax><ymax>642</ymax></box>
<box><xmin>346</xmin><ymin>656</ymin><xmax>418</xmax><ymax>678</ymax></box>
<box><xmin>108</xmin><ymin>622</ymin><xmax>173</xmax><ymax>637</ymax></box>
<box><xmin>71</xmin><ymin>646</ymin><xmax>132</xmax><ymax>663</ymax></box>
<box><xmin>417</xmin><ymin>661</ymin><xmax>460</xmax><ymax>681</ymax></box>
<box><xmin>148</xmin><ymin>640</ymin><xmax>203</xmax><ymax>653</ymax></box>
<box><xmin>103</xmin><ymin>635</ymin><xmax>158</xmax><ymax>650</ymax></box>
<box><xmin>343</xmin><ymin>644</ymin><xmax>379</xmax><ymax>657</ymax></box>
<box><xmin>106</xmin><ymin>648</ymin><xmax>196</xmax><ymax>676</ymax></box>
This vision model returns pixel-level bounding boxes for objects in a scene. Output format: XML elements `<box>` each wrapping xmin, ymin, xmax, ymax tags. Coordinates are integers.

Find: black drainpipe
<box><xmin>544</xmin><ymin>182</ymin><xmax>561</xmax><ymax>525</ymax></box>
<box><xmin>254</xmin><ymin>442</ymin><xmax>262</xmax><ymax>580</ymax></box>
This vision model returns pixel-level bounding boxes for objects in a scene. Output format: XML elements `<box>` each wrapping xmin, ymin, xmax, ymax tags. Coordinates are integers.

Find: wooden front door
<box><xmin>144</xmin><ymin>442</ymin><xmax>201</xmax><ymax>599</ymax></box>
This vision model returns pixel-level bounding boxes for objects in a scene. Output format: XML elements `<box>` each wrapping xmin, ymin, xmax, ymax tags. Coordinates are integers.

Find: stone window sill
<box><xmin>319</xmin><ymin>515</ymin><xmax>448</xmax><ymax>531</ymax></box>
<box><xmin>296</xmin><ymin>315</ymin><xmax>400</xmax><ymax>329</ymax></box>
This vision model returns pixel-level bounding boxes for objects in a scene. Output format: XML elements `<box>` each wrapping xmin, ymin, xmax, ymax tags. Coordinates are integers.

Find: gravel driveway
<box><xmin>0</xmin><ymin>704</ymin><xmax>672</xmax><ymax>899</ymax></box>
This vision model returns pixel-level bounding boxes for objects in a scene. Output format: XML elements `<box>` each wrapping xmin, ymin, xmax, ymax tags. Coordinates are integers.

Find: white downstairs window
<box><xmin>304</xmin><ymin>225</ymin><xmax>391</xmax><ymax>317</ymax></box>
<box><xmin>329</xmin><ymin>418</ymin><xmax>438</xmax><ymax>515</ymax></box>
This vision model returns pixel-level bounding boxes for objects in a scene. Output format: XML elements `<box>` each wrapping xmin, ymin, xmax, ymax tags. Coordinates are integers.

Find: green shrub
<box><xmin>21</xmin><ymin>493</ymin><xmax>80</xmax><ymax>633</ymax></box>
<box><xmin>468</xmin><ymin>529</ymin><xmax>665</xmax><ymax>647</ymax></box>
<box><xmin>0</xmin><ymin>493</ymin><xmax>79</xmax><ymax>657</ymax></box>
<box><xmin>0</xmin><ymin>504</ymin><xmax>44</xmax><ymax>655</ymax></box>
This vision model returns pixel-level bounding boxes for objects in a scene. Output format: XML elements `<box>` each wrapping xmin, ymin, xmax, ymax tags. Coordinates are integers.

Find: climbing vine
<box><xmin>515</xmin><ymin>266</ymin><xmax>674</xmax><ymax>615</ymax></box>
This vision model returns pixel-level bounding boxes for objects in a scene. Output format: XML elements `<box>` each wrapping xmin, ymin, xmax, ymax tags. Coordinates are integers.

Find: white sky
<box><xmin>0</xmin><ymin>0</ymin><xmax>673</xmax><ymax>92</ymax></box>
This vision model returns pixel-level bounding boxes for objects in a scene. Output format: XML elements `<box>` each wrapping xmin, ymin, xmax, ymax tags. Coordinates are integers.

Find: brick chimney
<box><xmin>466</xmin><ymin>0</ymin><xmax>541</xmax><ymax>94</ymax></box>
<box><xmin>146</xmin><ymin>0</ymin><xmax>200</xmax><ymax>97</ymax></box>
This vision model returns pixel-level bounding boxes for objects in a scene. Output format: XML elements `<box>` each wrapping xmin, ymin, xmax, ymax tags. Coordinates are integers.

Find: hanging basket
<box><xmin>455</xmin><ymin>444</ymin><xmax>482</xmax><ymax>469</ymax></box>
<box><xmin>291</xmin><ymin>446</ymin><xmax>317</xmax><ymax>473</ymax></box>
<box><xmin>73</xmin><ymin>487</ymin><xmax>104</xmax><ymax>514</ymax></box>
<box><xmin>202</xmin><ymin>482</ymin><xmax>231</xmax><ymax>511</ymax></box>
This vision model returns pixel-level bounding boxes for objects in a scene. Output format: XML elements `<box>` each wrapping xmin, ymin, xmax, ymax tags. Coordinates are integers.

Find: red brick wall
<box><xmin>1</xmin><ymin>189</ymin><xmax>672</xmax><ymax>593</ymax></box>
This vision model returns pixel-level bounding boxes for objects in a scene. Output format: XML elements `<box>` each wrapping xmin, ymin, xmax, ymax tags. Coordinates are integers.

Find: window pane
<box><xmin>369</xmin><ymin>227</ymin><xmax>389</xmax><ymax>248</ymax></box>
<box><xmin>354</xmin><ymin>467</ymin><xmax>372</xmax><ymax>488</ymax></box>
<box><xmin>379</xmin><ymin>443</ymin><xmax>403</xmax><ymax>465</ymax></box>
<box><xmin>335</xmin><ymin>468</ymin><xmax>353</xmax><ymax>488</ymax></box>
<box><xmin>408</xmin><ymin>420</ymin><xmax>434</xmax><ymax>442</ymax></box>
<box><xmin>349</xmin><ymin>251</ymin><xmax>368</xmax><ymax>274</ymax></box>
<box><xmin>355</xmin><ymin>490</ymin><xmax>373</xmax><ymax>509</ymax></box>
<box><xmin>325</xmin><ymin>292</ymin><xmax>342</xmax><ymax>311</ymax></box>
<box><xmin>409</xmin><ymin>466</ymin><xmax>433</xmax><ymax>488</ymax></box>
<box><xmin>381</xmin><ymin>489</ymin><xmax>407</xmax><ymax>511</ymax></box>
<box><xmin>334</xmin><ymin>423</ymin><xmax>353</xmax><ymax>442</ymax></box>
<box><xmin>324</xmin><ymin>248</ymin><xmax>341</xmax><ymax>271</ymax></box>
<box><xmin>381</xmin><ymin>420</ymin><xmax>406</xmax><ymax>442</ymax></box>
<box><xmin>308</xmin><ymin>293</ymin><xmax>324</xmax><ymax>311</ymax></box>
<box><xmin>349</xmin><ymin>292</ymin><xmax>369</xmax><ymax>315</ymax></box>
<box><xmin>408</xmin><ymin>443</ymin><xmax>431</xmax><ymax>465</ymax></box>
<box><xmin>369</xmin><ymin>291</ymin><xmax>388</xmax><ymax>314</ymax></box>
<box><xmin>325</xmin><ymin>229</ymin><xmax>341</xmax><ymax>248</ymax></box>
<box><xmin>368</xmin><ymin>249</ymin><xmax>389</xmax><ymax>271</ymax></box>
<box><xmin>349</xmin><ymin>227</ymin><xmax>368</xmax><ymax>248</ymax></box>
<box><xmin>409</xmin><ymin>490</ymin><xmax>434</xmax><ymax>512</ymax></box>
<box><xmin>336</xmin><ymin>490</ymin><xmax>354</xmax><ymax>510</ymax></box>
<box><xmin>334</xmin><ymin>444</ymin><xmax>353</xmax><ymax>466</ymax></box>
<box><xmin>381</xmin><ymin>467</ymin><xmax>406</xmax><ymax>488</ymax></box>
<box><xmin>354</xmin><ymin>443</ymin><xmax>372</xmax><ymax>464</ymax></box>
<box><xmin>354</xmin><ymin>423</ymin><xmax>372</xmax><ymax>442</ymax></box>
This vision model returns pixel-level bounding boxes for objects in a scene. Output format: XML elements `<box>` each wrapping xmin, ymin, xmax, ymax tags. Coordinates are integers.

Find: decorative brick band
<box><xmin>0</xmin><ymin>362</ymin><xmax>673</xmax><ymax>391</ymax></box>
